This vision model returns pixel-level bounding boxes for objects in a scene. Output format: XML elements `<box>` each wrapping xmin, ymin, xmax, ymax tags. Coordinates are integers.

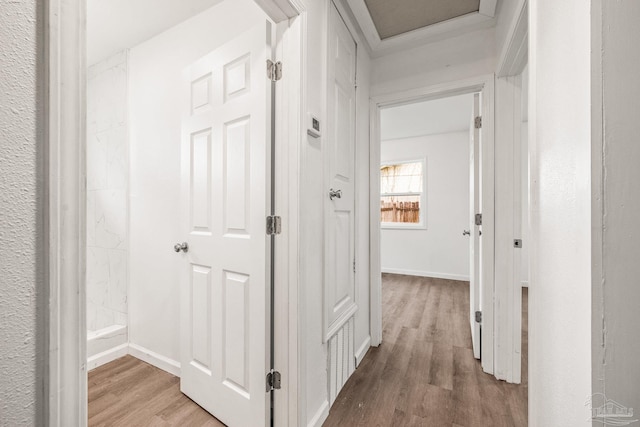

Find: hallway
<box><xmin>323</xmin><ymin>274</ymin><xmax>528</xmax><ymax>426</ymax></box>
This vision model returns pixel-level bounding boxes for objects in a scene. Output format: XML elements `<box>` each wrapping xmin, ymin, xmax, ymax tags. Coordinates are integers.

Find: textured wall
<box><xmin>0</xmin><ymin>0</ymin><xmax>45</xmax><ymax>425</ymax></box>
<box><xmin>594</xmin><ymin>0</ymin><xmax>640</xmax><ymax>418</ymax></box>
<box><xmin>529</xmin><ymin>0</ymin><xmax>592</xmax><ymax>423</ymax></box>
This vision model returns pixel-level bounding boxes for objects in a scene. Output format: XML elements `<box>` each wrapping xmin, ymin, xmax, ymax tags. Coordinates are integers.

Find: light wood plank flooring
<box><xmin>88</xmin><ymin>355</ymin><xmax>223</xmax><ymax>426</ymax></box>
<box><xmin>89</xmin><ymin>274</ymin><xmax>527</xmax><ymax>426</ymax></box>
<box><xmin>323</xmin><ymin>273</ymin><xmax>528</xmax><ymax>427</ymax></box>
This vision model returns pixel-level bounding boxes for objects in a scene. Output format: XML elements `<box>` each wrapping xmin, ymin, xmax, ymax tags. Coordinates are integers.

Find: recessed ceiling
<box><xmin>87</xmin><ymin>0</ymin><xmax>224</xmax><ymax>66</ymax></box>
<box><xmin>364</xmin><ymin>0</ymin><xmax>480</xmax><ymax>39</ymax></box>
<box><xmin>381</xmin><ymin>94</ymin><xmax>474</xmax><ymax>140</ymax></box>
<box><xmin>346</xmin><ymin>0</ymin><xmax>496</xmax><ymax>56</ymax></box>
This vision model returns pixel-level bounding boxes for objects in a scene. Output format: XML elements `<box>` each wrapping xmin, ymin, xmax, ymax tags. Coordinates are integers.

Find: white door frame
<box><xmin>493</xmin><ymin>0</ymin><xmax>528</xmax><ymax>384</ymax></box>
<box><xmin>45</xmin><ymin>1</ymin><xmax>305</xmax><ymax>426</ymax></box>
<box><xmin>369</xmin><ymin>74</ymin><xmax>496</xmax><ymax>374</ymax></box>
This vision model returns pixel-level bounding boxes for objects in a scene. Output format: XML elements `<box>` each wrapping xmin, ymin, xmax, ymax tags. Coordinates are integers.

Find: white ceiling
<box><xmin>87</xmin><ymin>0</ymin><xmax>224</xmax><ymax>66</ymax></box>
<box><xmin>381</xmin><ymin>94</ymin><xmax>474</xmax><ymax>140</ymax></box>
<box><xmin>364</xmin><ymin>0</ymin><xmax>480</xmax><ymax>39</ymax></box>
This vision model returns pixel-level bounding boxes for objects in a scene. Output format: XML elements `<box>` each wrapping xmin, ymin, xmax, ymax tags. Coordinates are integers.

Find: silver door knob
<box><xmin>329</xmin><ymin>188</ymin><xmax>342</xmax><ymax>200</ymax></box>
<box><xmin>174</xmin><ymin>242</ymin><xmax>189</xmax><ymax>253</ymax></box>
<box><xmin>462</xmin><ymin>230</ymin><xmax>471</xmax><ymax>236</ymax></box>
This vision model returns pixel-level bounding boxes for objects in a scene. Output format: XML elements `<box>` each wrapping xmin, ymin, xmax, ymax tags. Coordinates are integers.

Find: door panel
<box><xmin>180</xmin><ymin>21</ymin><xmax>271</xmax><ymax>427</ymax></box>
<box><xmin>325</xmin><ymin>4</ymin><xmax>357</xmax><ymax>340</ymax></box>
<box><xmin>470</xmin><ymin>93</ymin><xmax>481</xmax><ymax>359</ymax></box>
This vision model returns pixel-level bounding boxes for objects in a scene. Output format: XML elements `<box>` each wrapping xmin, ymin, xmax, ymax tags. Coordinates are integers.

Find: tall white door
<box><xmin>469</xmin><ymin>93</ymin><xmax>482</xmax><ymax>359</ymax></box>
<box><xmin>325</xmin><ymin>4</ymin><xmax>357</xmax><ymax>340</ymax></box>
<box><xmin>179</xmin><ymin>22</ymin><xmax>272</xmax><ymax>427</ymax></box>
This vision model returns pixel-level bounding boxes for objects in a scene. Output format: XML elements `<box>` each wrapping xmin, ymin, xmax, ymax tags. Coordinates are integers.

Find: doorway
<box><xmin>369</xmin><ymin>76</ymin><xmax>496</xmax><ymax>375</ymax></box>
<box><xmin>377</xmin><ymin>93</ymin><xmax>481</xmax><ymax>358</ymax></box>
<box><xmin>64</xmin><ymin>0</ymin><xmax>303</xmax><ymax>425</ymax></box>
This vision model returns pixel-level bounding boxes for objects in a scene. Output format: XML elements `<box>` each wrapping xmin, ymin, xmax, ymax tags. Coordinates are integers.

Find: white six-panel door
<box><xmin>325</xmin><ymin>4</ymin><xmax>357</xmax><ymax>341</ymax></box>
<box><xmin>179</xmin><ymin>22</ymin><xmax>272</xmax><ymax>427</ymax></box>
<box><xmin>470</xmin><ymin>93</ymin><xmax>482</xmax><ymax>359</ymax></box>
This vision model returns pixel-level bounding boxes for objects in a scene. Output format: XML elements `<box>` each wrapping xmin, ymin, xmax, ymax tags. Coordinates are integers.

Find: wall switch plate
<box><xmin>307</xmin><ymin>113</ymin><xmax>321</xmax><ymax>138</ymax></box>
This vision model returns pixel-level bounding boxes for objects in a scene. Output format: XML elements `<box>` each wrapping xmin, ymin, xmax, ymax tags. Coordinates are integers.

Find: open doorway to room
<box><xmin>324</xmin><ymin>75</ymin><xmax>529</xmax><ymax>425</ymax></box>
<box><xmin>82</xmin><ymin>0</ymin><xmax>297</xmax><ymax>425</ymax></box>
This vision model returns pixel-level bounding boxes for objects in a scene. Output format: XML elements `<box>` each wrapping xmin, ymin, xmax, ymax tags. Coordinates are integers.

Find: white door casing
<box><xmin>180</xmin><ymin>21</ymin><xmax>272</xmax><ymax>427</ymax></box>
<box><xmin>324</xmin><ymin>3</ymin><xmax>358</xmax><ymax>342</ymax></box>
<box><xmin>470</xmin><ymin>93</ymin><xmax>481</xmax><ymax>359</ymax></box>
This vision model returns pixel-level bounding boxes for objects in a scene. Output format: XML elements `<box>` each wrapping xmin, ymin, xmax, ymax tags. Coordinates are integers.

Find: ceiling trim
<box><xmin>347</xmin><ymin>0</ymin><xmax>497</xmax><ymax>56</ymax></box>
<box><xmin>496</xmin><ymin>0</ymin><xmax>528</xmax><ymax>77</ymax></box>
<box><xmin>253</xmin><ymin>0</ymin><xmax>305</xmax><ymax>21</ymax></box>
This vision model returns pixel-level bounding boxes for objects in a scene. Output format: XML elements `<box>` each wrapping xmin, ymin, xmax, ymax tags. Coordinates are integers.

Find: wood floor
<box><xmin>88</xmin><ymin>274</ymin><xmax>527</xmax><ymax>426</ymax></box>
<box><xmin>88</xmin><ymin>355</ymin><xmax>222</xmax><ymax>426</ymax></box>
<box><xmin>323</xmin><ymin>273</ymin><xmax>528</xmax><ymax>427</ymax></box>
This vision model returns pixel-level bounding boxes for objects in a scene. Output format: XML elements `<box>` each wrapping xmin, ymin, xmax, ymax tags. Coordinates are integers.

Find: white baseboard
<box><xmin>128</xmin><ymin>343</ymin><xmax>181</xmax><ymax>377</ymax></box>
<box><xmin>381</xmin><ymin>267</ymin><xmax>470</xmax><ymax>282</ymax></box>
<box><xmin>87</xmin><ymin>343</ymin><xmax>128</xmax><ymax>371</ymax></box>
<box><xmin>355</xmin><ymin>336</ymin><xmax>371</xmax><ymax>367</ymax></box>
<box><xmin>307</xmin><ymin>400</ymin><xmax>329</xmax><ymax>427</ymax></box>
<box><xmin>521</xmin><ymin>280</ymin><xmax>529</xmax><ymax>287</ymax></box>
<box><xmin>87</xmin><ymin>324</ymin><xmax>127</xmax><ymax>358</ymax></box>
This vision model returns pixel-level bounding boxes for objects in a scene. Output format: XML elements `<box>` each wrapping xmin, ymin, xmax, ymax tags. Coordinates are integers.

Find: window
<box><xmin>380</xmin><ymin>159</ymin><xmax>426</xmax><ymax>229</ymax></box>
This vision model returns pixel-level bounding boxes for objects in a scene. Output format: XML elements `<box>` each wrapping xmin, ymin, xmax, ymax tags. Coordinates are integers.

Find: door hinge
<box><xmin>353</xmin><ymin>258</ymin><xmax>356</xmax><ymax>273</ymax></box>
<box><xmin>266</xmin><ymin>215</ymin><xmax>281</xmax><ymax>235</ymax></box>
<box><xmin>475</xmin><ymin>311</ymin><xmax>482</xmax><ymax>323</ymax></box>
<box><xmin>475</xmin><ymin>213</ymin><xmax>482</xmax><ymax>226</ymax></box>
<box><xmin>267</xmin><ymin>60</ymin><xmax>282</xmax><ymax>82</ymax></box>
<box><xmin>474</xmin><ymin>116</ymin><xmax>482</xmax><ymax>129</ymax></box>
<box><xmin>266</xmin><ymin>370</ymin><xmax>281</xmax><ymax>392</ymax></box>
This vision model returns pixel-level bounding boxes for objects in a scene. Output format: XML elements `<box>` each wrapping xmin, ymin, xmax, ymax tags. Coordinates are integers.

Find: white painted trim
<box><xmin>87</xmin><ymin>343</ymin><xmax>128</xmax><ymax>371</ymax></box>
<box><xmin>46</xmin><ymin>0</ymin><xmax>87</xmax><ymax>425</ymax></box>
<box><xmin>496</xmin><ymin>1</ymin><xmax>528</xmax><ymax>77</ymax></box>
<box><xmin>346</xmin><ymin>0</ymin><xmax>497</xmax><ymax>57</ymax></box>
<box><xmin>48</xmin><ymin>1</ymin><xmax>304</xmax><ymax>426</ymax></box>
<box><xmin>354</xmin><ymin>335</ymin><xmax>371</xmax><ymax>367</ymax></box>
<box><xmin>128</xmin><ymin>343</ymin><xmax>181</xmax><ymax>377</ymax></box>
<box><xmin>273</xmin><ymin>11</ymin><xmax>305</xmax><ymax>427</ymax></box>
<box><xmin>87</xmin><ymin>325</ymin><xmax>127</xmax><ymax>359</ymax></box>
<box><xmin>306</xmin><ymin>400</ymin><xmax>330</xmax><ymax>427</ymax></box>
<box><xmin>254</xmin><ymin>0</ymin><xmax>304</xmax><ymax>22</ymax></box>
<box><xmin>294</xmin><ymin>9</ymin><xmax>309</xmax><ymax>427</ymax></box>
<box><xmin>493</xmin><ymin>75</ymin><xmax>523</xmax><ymax>384</ymax></box>
<box><xmin>369</xmin><ymin>99</ymin><xmax>383</xmax><ymax>347</ymax></box>
<box><xmin>325</xmin><ymin>304</ymin><xmax>359</xmax><ymax>341</ymax></box>
<box><xmin>479</xmin><ymin>0</ymin><xmax>498</xmax><ymax>17</ymax></box>
<box><xmin>493</xmin><ymin>2</ymin><xmax>529</xmax><ymax>386</ymax></box>
<box><xmin>521</xmin><ymin>281</ymin><xmax>529</xmax><ymax>287</ymax></box>
<box><xmin>369</xmin><ymin>74</ymin><xmax>496</xmax><ymax>375</ymax></box>
<box><xmin>381</xmin><ymin>268</ymin><xmax>470</xmax><ymax>282</ymax></box>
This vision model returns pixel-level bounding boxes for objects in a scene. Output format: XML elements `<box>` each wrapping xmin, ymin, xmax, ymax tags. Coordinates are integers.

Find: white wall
<box><xmin>87</xmin><ymin>0</ymin><xmax>224</xmax><ymax>65</ymax></box>
<box><xmin>86</xmin><ymin>51</ymin><xmax>129</xmax><ymax>332</ymax></box>
<box><xmin>380</xmin><ymin>132</ymin><xmax>470</xmax><ymax>280</ymax></box>
<box><xmin>0</xmin><ymin>0</ymin><xmax>44</xmax><ymax>424</ymax></box>
<box><xmin>371</xmin><ymin>26</ymin><xmax>496</xmax><ymax>96</ymax></box>
<box><xmin>127</xmin><ymin>0</ymin><xmax>267</xmax><ymax>363</ymax></box>
<box><xmin>593</xmin><ymin>0</ymin><xmax>640</xmax><ymax>416</ymax></box>
<box><xmin>529</xmin><ymin>0</ymin><xmax>592</xmax><ymax>423</ymax></box>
